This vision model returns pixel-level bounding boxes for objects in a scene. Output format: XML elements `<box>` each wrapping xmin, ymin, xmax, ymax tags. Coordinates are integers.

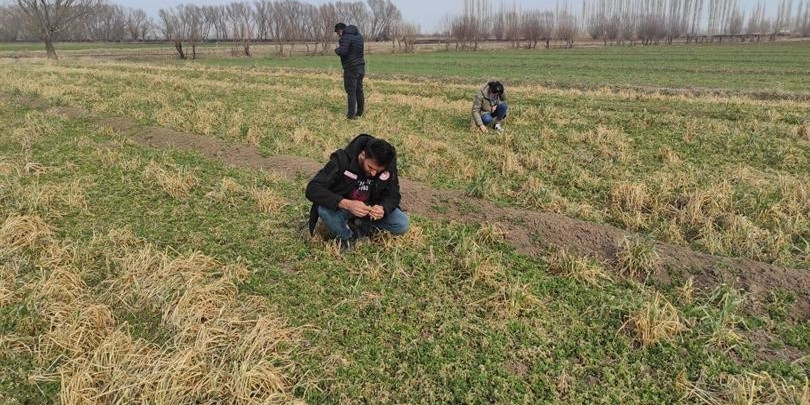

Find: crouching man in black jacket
<box><xmin>306</xmin><ymin>134</ymin><xmax>409</xmax><ymax>252</ymax></box>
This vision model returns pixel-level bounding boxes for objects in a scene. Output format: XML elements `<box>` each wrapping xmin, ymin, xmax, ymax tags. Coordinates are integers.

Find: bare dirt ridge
<box><xmin>21</xmin><ymin>102</ymin><xmax>808</xmax><ymax>319</ymax></box>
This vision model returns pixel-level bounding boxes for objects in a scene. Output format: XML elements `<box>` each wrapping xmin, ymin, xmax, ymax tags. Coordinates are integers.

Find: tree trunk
<box><xmin>43</xmin><ymin>32</ymin><xmax>58</xmax><ymax>59</ymax></box>
<box><xmin>174</xmin><ymin>40</ymin><xmax>186</xmax><ymax>59</ymax></box>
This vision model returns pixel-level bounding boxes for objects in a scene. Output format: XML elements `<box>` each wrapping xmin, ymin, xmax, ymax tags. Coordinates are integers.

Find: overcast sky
<box><xmin>115</xmin><ymin>0</ymin><xmax>771</xmax><ymax>34</ymax></box>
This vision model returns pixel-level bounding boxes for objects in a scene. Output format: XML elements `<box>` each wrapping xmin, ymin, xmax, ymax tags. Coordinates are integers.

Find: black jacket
<box><xmin>335</xmin><ymin>25</ymin><xmax>365</xmax><ymax>69</ymax></box>
<box><xmin>306</xmin><ymin>134</ymin><xmax>401</xmax><ymax>235</ymax></box>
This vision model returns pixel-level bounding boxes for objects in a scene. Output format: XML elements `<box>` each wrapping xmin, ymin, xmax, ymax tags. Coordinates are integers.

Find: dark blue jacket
<box><xmin>335</xmin><ymin>25</ymin><xmax>365</xmax><ymax>69</ymax></box>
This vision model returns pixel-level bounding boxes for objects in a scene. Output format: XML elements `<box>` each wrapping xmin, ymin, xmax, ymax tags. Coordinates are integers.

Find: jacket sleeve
<box><xmin>376</xmin><ymin>170</ymin><xmax>401</xmax><ymax>215</ymax></box>
<box><xmin>305</xmin><ymin>155</ymin><xmax>344</xmax><ymax>210</ymax></box>
<box><xmin>471</xmin><ymin>92</ymin><xmax>484</xmax><ymax>126</ymax></box>
<box><xmin>335</xmin><ymin>35</ymin><xmax>350</xmax><ymax>56</ymax></box>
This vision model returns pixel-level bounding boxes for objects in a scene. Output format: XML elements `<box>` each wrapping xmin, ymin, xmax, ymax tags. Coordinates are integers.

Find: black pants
<box><xmin>343</xmin><ymin>65</ymin><xmax>365</xmax><ymax>118</ymax></box>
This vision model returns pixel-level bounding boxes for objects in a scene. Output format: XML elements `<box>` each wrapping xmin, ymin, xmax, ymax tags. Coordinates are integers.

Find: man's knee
<box><xmin>387</xmin><ymin>210</ymin><xmax>410</xmax><ymax>236</ymax></box>
<box><xmin>496</xmin><ymin>102</ymin><xmax>508</xmax><ymax>119</ymax></box>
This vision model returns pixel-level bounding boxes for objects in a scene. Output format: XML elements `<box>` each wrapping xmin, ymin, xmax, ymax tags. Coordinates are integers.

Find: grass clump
<box><xmin>142</xmin><ymin>161</ymin><xmax>198</xmax><ymax>198</ymax></box>
<box><xmin>622</xmin><ymin>292</ymin><xmax>687</xmax><ymax>346</ymax></box>
<box><xmin>547</xmin><ymin>248</ymin><xmax>611</xmax><ymax>287</ymax></box>
<box><xmin>0</xmin><ymin>214</ymin><xmax>54</xmax><ymax>256</ymax></box>
<box><xmin>616</xmin><ymin>236</ymin><xmax>660</xmax><ymax>280</ymax></box>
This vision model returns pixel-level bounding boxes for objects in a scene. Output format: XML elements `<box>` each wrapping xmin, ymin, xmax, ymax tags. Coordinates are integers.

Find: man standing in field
<box><xmin>306</xmin><ymin>134</ymin><xmax>409</xmax><ymax>253</ymax></box>
<box><xmin>335</xmin><ymin>22</ymin><xmax>365</xmax><ymax>120</ymax></box>
<box><xmin>472</xmin><ymin>81</ymin><xmax>508</xmax><ymax>133</ymax></box>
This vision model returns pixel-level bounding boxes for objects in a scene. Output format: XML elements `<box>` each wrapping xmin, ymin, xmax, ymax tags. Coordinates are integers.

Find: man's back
<box><xmin>335</xmin><ymin>25</ymin><xmax>365</xmax><ymax>69</ymax></box>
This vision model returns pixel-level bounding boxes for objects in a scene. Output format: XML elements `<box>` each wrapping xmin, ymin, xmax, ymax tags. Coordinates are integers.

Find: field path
<box><xmin>37</xmin><ymin>103</ymin><xmax>810</xmax><ymax>319</ymax></box>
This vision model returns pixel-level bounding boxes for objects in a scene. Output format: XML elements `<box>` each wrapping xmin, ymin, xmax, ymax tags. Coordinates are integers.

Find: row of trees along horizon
<box><xmin>1</xmin><ymin>0</ymin><xmax>809</xmax><ymax>59</ymax></box>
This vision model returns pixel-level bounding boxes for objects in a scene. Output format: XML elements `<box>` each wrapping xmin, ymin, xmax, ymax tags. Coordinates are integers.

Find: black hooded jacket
<box><xmin>335</xmin><ymin>25</ymin><xmax>365</xmax><ymax>69</ymax></box>
<box><xmin>305</xmin><ymin>134</ymin><xmax>401</xmax><ymax>234</ymax></box>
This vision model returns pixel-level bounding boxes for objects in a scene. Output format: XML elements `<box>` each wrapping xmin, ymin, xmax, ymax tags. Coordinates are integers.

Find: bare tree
<box><xmin>773</xmin><ymin>0</ymin><xmax>794</xmax><ymax>39</ymax></box>
<box><xmin>227</xmin><ymin>2</ymin><xmax>253</xmax><ymax>56</ymax></box>
<box><xmin>798</xmin><ymin>0</ymin><xmax>810</xmax><ymax>36</ymax></box>
<box><xmin>449</xmin><ymin>0</ymin><xmax>490</xmax><ymax>50</ymax></box>
<box><xmin>159</xmin><ymin>7</ymin><xmax>186</xmax><ymax>59</ymax></box>
<box><xmin>523</xmin><ymin>10</ymin><xmax>546</xmax><ymax>48</ymax></box>
<box><xmin>555</xmin><ymin>6</ymin><xmax>577</xmax><ymax>48</ymax></box>
<box><xmin>335</xmin><ymin>1</ymin><xmax>370</xmax><ymax>36</ymax></box>
<box><xmin>126</xmin><ymin>8</ymin><xmax>148</xmax><ymax>41</ymax></box>
<box><xmin>0</xmin><ymin>5</ymin><xmax>23</xmax><ymax>41</ymax></box>
<box><xmin>491</xmin><ymin>1</ymin><xmax>505</xmax><ymax>40</ymax></box>
<box><xmin>725</xmin><ymin>2</ymin><xmax>744</xmax><ymax>37</ymax></box>
<box><xmin>503</xmin><ymin>2</ymin><xmax>521</xmax><ymax>48</ymax></box>
<box><xmin>84</xmin><ymin>3</ymin><xmax>126</xmax><ymax>42</ymax></box>
<box><xmin>367</xmin><ymin>0</ymin><xmax>400</xmax><ymax>40</ymax></box>
<box><xmin>314</xmin><ymin>3</ymin><xmax>337</xmax><ymax>53</ymax></box>
<box><xmin>11</xmin><ymin>0</ymin><xmax>101</xmax><ymax>58</ymax></box>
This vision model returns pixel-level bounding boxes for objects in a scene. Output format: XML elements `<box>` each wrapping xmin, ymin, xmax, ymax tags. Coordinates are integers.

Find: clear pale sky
<box><xmin>114</xmin><ymin>0</ymin><xmax>770</xmax><ymax>34</ymax></box>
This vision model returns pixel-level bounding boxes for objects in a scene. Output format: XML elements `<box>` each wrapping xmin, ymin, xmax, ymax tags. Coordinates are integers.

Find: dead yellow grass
<box><xmin>16</xmin><ymin>235</ymin><xmax>303</xmax><ymax>405</ymax></box>
<box><xmin>658</xmin><ymin>145</ymin><xmax>681</xmax><ymax>165</ymax></box>
<box><xmin>248</xmin><ymin>186</ymin><xmax>285</xmax><ymax>213</ymax></box>
<box><xmin>18</xmin><ymin>179</ymin><xmax>89</xmax><ymax>212</ymax></box>
<box><xmin>574</xmin><ymin>125</ymin><xmax>630</xmax><ymax>162</ymax></box>
<box><xmin>623</xmin><ymin>292</ymin><xmax>686</xmax><ymax>346</ymax></box>
<box><xmin>480</xmin><ymin>282</ymin><xmax>544</xmax><ymax>317</ymax></box>
<box><xmin>547</xmin><ymin>249</ymin><xmax>611</xmax><ymax>287</ymax></box>
<box><xmin>798</xmin><ymin>122</ymin><xmax>810</xmax><ymax>140</ymax></box>
<box><xmin>0</xmin><ymin>214</ymin><xmax>54</xmax><ymax>256</ymax></box>
<box><xmin>143</xmin><ymin>161</ymin><xmax>198</xmax><ymax>198</ymax></box>
<box><xmin>678</xmin><ymin>371</ymin><xmax>809</xmax><ymax>405</ymax></box>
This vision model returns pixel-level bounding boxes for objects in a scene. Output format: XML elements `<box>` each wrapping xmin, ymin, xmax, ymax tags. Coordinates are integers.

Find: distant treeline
<box><xmin>1</xmin><ymin>0</ymin><xmax>809</xmax><ymax>59</ymax></box>
<box><xmin>0</xmin><ymin>0</ymin><xmax>419</xmax><ymax>59</ymax></box>
<box><xmin>445</xmin><ymin>0</ymin><xmax>810</xmax><ymax>49</ymax></box>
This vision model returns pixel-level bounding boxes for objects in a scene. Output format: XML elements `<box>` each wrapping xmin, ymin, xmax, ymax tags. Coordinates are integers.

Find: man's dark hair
<box><xmin>363</xmin><ymin>138</ymin><xmax>396</xmax><ymax>167</ymax></box>
<box><xmin>488</xmin><ymin>81</ymin><xmax>504</xmax><ymax>95</ymax></box>
<box><xmin>334</xmin><ymin>22</ymin><xmax>347</xmax><ymax>32</ymax></box>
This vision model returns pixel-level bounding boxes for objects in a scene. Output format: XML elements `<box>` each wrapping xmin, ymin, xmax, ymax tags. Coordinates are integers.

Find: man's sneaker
<box><xmin>337</xmin><ymin>238</ymin><xmax>354</xmax><ymax>253</ymax></box>
<box><xmin>494</xmin><ymin>123</ymin><xmax>504</xmax><ymax>132</ymax></box>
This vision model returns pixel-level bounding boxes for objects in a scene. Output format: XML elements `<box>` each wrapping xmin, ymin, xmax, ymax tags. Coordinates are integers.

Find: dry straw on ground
<box><xmin>4</xmin><ymin>215</ymin><xmax>303</xmax><ymax>404</ymax></box>
<box><xmin>622</xmin><ymin>292</ymin><xmax>687</xmax><ymax>346</ymax></box>
<box><xmin>0</xmin><ymin>214</ymin><xmax>54</xmax><ymax>256</ymax></box>
<box><xmin>143</xmin><ymin>161</ymin><xmax>198</xmax><ymax>198</ymax></box>
<box><xmin>547</xmin><ymin>248</ymin><xmax>611</xmax><ymax>287</ymax></box>
<box><xmin>677</xmin><ymin>371</ymin><xmax>809</xmax><ymax>405</ymax></box>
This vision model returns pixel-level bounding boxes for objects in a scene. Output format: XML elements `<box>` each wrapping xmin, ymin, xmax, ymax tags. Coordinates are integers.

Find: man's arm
<box><xmin>500</xmin><ymin>87</ymin><xmax>507</xmax><ymax>103</ymax></box>
<box><xmin>305</xmin><ymin>156</ymin><xmax>344</xmax><ymax>210</ymax></box>
<box><xmin>376</xmin><ymin>170</ymin><xmax>402</xmax><ymax>215</ymax></box>
<box><xmin>471</xmin><ymin>93</ymin><xmax>484</xmax><ymax>127</ymax></box>
<box><xmin>335</xmin><ymin>35</ymin><xmax>350</xmax><ymax>56</ymax></box>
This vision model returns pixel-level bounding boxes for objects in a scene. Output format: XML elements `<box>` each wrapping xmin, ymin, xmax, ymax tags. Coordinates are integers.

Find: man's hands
<box><xmin>369</xmin><ymin>205</ymin><xmax>384</xmax><ymax>220</ymax></box>
<box><xmin>491</xmin><ymin>104</ymin><xmax>497</xmax><ymax>112</ymax></box>
<box><xmin>340</xmin><ymin>199</ymin><xmax>371</xmax><ymax>217</ymax></box>
<box><xmin>479</xmin><ymin>124</ymin><xmax>487</xmax><ymax>133</ymax></box>
<box><xmin>339</xmin><ymin>200</ymin><xmax>385</xmax><ymax>220</ymax></box>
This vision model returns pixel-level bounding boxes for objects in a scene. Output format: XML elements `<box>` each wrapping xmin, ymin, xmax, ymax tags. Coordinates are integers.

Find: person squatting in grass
<box><xmin>306</xmin><ymin>134</ymin><xmax>409</xmax><ymax>253</ymax></box>
<box><xmin>334</xmin><ymin>22</ymin><xmax>365</xmax><ymax>120</ymax></box>
<box><xmin>472</xmin><ymin>81</ymin><xmax>508</xmax><ymax>133</ymax></box>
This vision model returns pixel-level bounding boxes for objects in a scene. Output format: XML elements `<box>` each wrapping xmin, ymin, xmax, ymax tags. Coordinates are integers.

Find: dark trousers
<box><xmin>343</xmin><ymin>65</ymin><xmax>365</xmax><ymax>118</ymax></box>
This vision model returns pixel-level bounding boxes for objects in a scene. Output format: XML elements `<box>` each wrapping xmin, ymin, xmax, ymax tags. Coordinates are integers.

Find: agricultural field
<box><xmin>0</xmin><ymin>42</ymin><xmax>808</xmax><ymax>404</ymax></box>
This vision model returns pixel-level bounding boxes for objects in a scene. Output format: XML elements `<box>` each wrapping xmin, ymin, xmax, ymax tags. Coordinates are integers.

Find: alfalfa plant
<box><xmin>622</xmin><ymin>292</ymin><xmax>687</xmax><ymax>346</ymax></box>
<box><xmin>616</xmin><ymin>236</ymin><xmax>660</xmax><ymax>281</ymax></box>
